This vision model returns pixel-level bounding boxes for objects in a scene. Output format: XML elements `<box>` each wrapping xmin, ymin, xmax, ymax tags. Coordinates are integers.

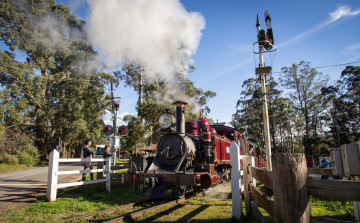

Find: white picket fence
<box><xmin>47</xmin><ymin>149</ymin><xmax>111</xmax><ymax>202</ymax></box>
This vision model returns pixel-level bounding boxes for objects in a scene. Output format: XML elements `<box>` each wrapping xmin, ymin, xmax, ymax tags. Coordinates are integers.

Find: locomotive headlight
<box><xmin>159</xmin><ymin>113</ymin><xmax>175</xmax><ymax>129</ymax></box>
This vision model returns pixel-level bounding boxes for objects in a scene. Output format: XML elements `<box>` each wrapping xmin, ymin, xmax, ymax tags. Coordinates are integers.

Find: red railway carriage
<box><xmin>134</xmin><ymin>101</ymin><xmax>267</xmax><ymax>199</ymax></box>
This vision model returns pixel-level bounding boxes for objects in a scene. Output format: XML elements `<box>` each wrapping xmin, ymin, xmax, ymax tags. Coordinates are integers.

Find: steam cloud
<box><xmin>87</xmin><ymin>0</ymin><xmax>206</xmax><ymax>111</ymax></box>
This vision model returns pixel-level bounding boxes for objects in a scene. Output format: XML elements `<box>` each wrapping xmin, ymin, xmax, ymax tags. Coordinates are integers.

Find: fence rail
<box><xmin>47</xmin><ymin>149</ymin><xmax>112</xmax><ymax>202</ymax></box>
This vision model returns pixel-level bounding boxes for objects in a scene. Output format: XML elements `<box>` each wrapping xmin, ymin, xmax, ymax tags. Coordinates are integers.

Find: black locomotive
<box><xmin>132</xmin><ymin>101</ymin><xmax>267</xmax><ymax>198</ymax></box>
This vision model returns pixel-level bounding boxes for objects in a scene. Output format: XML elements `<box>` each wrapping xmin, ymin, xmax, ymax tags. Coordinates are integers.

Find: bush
<box><xmin>18</xmin><ymin>152</ymin><xmax>34</xmax><ymax>166</ymax></box>
<box><xmin>21</xmin><ymin>145</ymin><xmax>40</xmax><ymax>162</ymax></box>
<box><xmin>1</xmin><ymin>153</ymin><xmax>19</xmax><ymax>165</ymax></box>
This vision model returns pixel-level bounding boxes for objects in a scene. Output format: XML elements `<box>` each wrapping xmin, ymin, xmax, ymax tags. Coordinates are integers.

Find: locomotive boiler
<box><xmin>134</xmin><ymin>101</ymin><xmax>266</xmax><ymax>198</ymax></box>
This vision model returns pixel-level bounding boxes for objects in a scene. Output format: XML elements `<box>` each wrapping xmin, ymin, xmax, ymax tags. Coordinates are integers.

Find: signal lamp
<box><xmin>118</xmin><ymin>125</ymin><xmax>129</xmax><ymax>136</ymax></box>
<box><xmin>103</xmin><ymin>125</ymin><xmax>114</xmax><ymax>136</ymax></box>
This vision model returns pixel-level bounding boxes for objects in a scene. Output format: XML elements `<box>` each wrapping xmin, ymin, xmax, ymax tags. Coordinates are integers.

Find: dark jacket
<box><xmin>103</xmin><ymin>150</ymin><xmax>115</xmax><ymax>158</ymax></box>
<box><xmin>83</xmin><ymin>145</ymin><xmax>94</xmax><ymax>158</ymax></box>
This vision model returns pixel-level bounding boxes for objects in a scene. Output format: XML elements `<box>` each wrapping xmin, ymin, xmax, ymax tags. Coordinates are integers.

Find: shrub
<box><xmin>1</xmin><ymin>153</ymin><xmax>19</xmax><ymax>165</ymax></box>
<box><xmin>21</xmin><ymin>145</ymin><xmax>40</xmax><ymax>162</ymax></box>
<box><xmin>18</xmin><ymin>152</ymin><xmax>34</xmax><ymax>167</ymax></box>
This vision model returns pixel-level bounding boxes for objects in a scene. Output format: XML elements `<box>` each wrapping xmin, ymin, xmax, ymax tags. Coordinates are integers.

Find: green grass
<box><xmin>0</xmin><ymin>181</ymin><xmax>356</xmax><ymax>223</ymax></box>
<box><xmin>0</xmin><ymin>163</ymin><xmax>29</xmax><ymax>173</ymax></box>
<box><xmin>135</xmin><ymin>195</ymin><xmax>257</xmax><ymax>223</ymax></box>
<box><xmin>0</xmin><ymin>184</ymin><xmax>144</xmax><ymax>223</ymax></box>
<box><xmin>311</xmin><ymin>196</ymin><xmax>355</xmax><ymax>221</ymax></box>
<box><xmin>116</xmin><ymin>158</ymin><xmax>129</xmax><ymax>165</ymax></box>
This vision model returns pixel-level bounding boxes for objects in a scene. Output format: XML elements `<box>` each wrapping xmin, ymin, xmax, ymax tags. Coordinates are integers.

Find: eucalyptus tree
<box><xmin>341</xmin><ymin>66</ymin><xmax>360</xmax><ymax>112</ymax></box>
<box><xmin>322</xmin><ymin>66</ymin><xmax>360</xmax><ymax>145</ymax></box>
<box><xmin>231</xmin><ymin>77</ymin><xmax>263</xmax><ymax>145</ymax></box>
<box><xmin>0</xmin><ymin>0</ymin><xmax>111</xmax><ymax>158</ymax></box>
<box><xmin>231</xmin><ymin>75</ymin><xmax>298</xmax><ymax>152</ymax></box>
<box><xmin>280</xmin><ymin>61</ymin><xmax>329</xmax><ymax>155</ymax></box>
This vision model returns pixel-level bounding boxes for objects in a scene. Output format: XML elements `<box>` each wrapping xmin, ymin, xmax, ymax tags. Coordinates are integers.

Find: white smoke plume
<box><xmin>87</xmin><ymin>0</ymin><xmax>206</xmax><ymax>111</ymax></box>
<box><xmin>153</xmin><ymin>88</ymin><xmax>201</xmax><ymax>114</ymax></box>
<box><xmin>204</xmin><ymin>183</ymin><xmax>231</xmax><ymax>199</ymax></box>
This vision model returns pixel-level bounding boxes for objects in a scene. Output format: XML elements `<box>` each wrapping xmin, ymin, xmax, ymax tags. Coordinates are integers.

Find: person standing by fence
<box><xmin>103</xmin><ymin>146</ymin><xmax>117</xmax><ymax>161</ymax></box>
<box><xmin>82</xmin><ymin>140</ymin><xmax>94</xmax><ymax>181</ymax></box>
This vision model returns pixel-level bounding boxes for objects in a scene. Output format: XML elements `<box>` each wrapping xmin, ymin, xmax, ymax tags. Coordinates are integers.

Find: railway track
<box><xmin>59</xmin><ymin>197</ymin><xmax>188</xmax><ymax>223</ymax></box>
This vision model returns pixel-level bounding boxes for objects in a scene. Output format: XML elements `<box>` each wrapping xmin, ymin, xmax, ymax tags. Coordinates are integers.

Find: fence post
<box><xmin>47</xmin><ymin>149</ymin><xmax>59</xmax><ymax>202</ymax></box>
<box><xmin>354</xmin><ymin>175</ymin><xmax>360</xmax><ymax>221</ymax></box>
<box><xmin>352</xmin><ymin>142</ymin><xmax>360</xmax><ymax>221</ymax></box>
<box><xmin>243</xmin><ymin>156</ymin><xmax>251</xmax><ymax>216</ymax></box>
<box><xmin>97</xmin><ymin>162</ymin><xmax>103</xmax><ymax>180</ymax></box>
<box><xmin>106</xmin><ymin>158</ymin><xmax>111</xmax><ymax>193</ymax></box>
<box><xmin>272</xmin><ymin>153</ymin><xmax>310</xmax><ymax>223</ymax></box>
<box><xmin>113</xmin><ymin>152</ymin><xmax>117</xmax><ymax>173</ymax></box>
<box><xmin>230</xmin><ymin>142</ymin><xmax>242</xmax><ymax>220</ymax></box>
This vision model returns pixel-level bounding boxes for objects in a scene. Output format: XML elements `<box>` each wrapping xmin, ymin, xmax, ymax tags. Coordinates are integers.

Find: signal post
<box><xmin>254</xmin><ymin>11</ymin><xmax>276</xmax><ymax>171</ymax></box>
<box><xmin>103</xmin><ymin>81</ymin><xmax>129</xmax><ymax>166</ymax></box>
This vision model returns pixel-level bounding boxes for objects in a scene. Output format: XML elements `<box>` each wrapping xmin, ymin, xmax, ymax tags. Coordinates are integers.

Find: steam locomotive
<box><xmin>133</xmin><ymin>101</ymin><xmax>267</xmax><ymax>198</ymax></box>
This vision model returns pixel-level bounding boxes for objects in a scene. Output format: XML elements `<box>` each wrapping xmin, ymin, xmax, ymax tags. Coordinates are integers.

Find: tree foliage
<box><xmin>279</xmin><ymin>61</ymin><xmax>329</xmax><ymax>155</ymax></box>
<box><xmin>322</xmin><ymin>66</ymin><xmax>360</xmax><ymax>145</ymax></box>
<box><xmin>231</xmin><ymin>75</ymin><xmax>299</xmax><ymax>153</ymax></box>
<box><xmin>0</xmin><ymin>0</ymin><xmax>113</xmax><ymax>159</ymax></box>
<box><xmin>232</xmin><ymin>61</ymin><xmax>359</xmax><ymax>162</ymax></box>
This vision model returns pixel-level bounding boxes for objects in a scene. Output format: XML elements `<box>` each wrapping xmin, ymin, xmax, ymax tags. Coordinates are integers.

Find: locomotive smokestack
<box><xmin>174</xmin><ymin>101</ymin><xmax>187</xmax><ymax>134</ymax></box>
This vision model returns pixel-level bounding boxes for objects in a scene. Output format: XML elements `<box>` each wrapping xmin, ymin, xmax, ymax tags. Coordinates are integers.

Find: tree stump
<box><xmin>272</xmin><ymin>153</ymin><xmax>310</xmax><ymax>223</ymax></box>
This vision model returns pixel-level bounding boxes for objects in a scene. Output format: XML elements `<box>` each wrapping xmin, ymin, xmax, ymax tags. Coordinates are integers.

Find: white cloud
<box><xmin>330</xmin><ymin>5</ymin><xmax>360</xmax><ymax>21</ymax></box>
<box><xmin>344</xmin><ymin>43</ymin><xmax>360</xmax><ymax>51</ymax></box>
<box><xmin>279</xmin><ymin>5</ymin><xmax>360</xmax><ymax>48</ymax></box>
<box><xmin>342</xmin><ymin>42</ymin><xmax>360</xmax><ymax>56</ymax></box>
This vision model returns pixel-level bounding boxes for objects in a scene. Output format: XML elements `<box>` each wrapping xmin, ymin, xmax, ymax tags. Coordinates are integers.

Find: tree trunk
<box><xmin>270</xmin><ymin>119</ymin><xmax>277</xmax><ymax>152</ymax></box>
<box><xmin>138</xmin><ymin>66</ymin><xmax>144</xmax><ymax>117</ymax></box>
<box><xmin>279</xmin><ymin>125</ymin><xmax>283</xmax><ymax>152</ymax></box>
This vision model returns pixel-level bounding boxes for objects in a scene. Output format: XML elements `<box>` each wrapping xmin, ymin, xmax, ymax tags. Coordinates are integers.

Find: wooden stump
<box><xmin>272</xmin><ymin>153</ymin><xmax>310</xmax><ymax>223</ymax></box>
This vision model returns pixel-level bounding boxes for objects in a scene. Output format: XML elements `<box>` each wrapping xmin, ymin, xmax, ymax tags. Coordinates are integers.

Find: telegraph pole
<box><xmin>254</xmin><ymin>11</ymin><xmax>276</xmax><ymax>171</ymax></box>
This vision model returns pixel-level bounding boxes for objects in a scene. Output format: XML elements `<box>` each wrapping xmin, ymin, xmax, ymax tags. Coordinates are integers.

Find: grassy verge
<box><xmin>0</xmin><ymin>184</ymin><xmax>144</xmax><ymax>223</ymax></box>
<box><xmin>0</xmin><ymin>164</ymin><xmax>30</xmax><ymax>174</ymax></box>
<box><xmin>0</xmin><ymin>179</ymin><xmax>355</xmax><ymax>222</ymax></box>
<box><xmin>0</xmin><ymin>161</ymin><xmax>48</xmax><ymax>174</ymax></box>
<box><xmin>311</xmin><ymin>196</ymin><xmax>354</xmax><ymax>221</ymax></box>
<box><xmin>0</xmin><ymin>153</ymin><xmax>355</xmax><ymax>221</ymax></box>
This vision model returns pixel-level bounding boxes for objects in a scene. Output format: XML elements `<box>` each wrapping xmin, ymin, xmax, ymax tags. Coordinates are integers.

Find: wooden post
<box><xmin>243</xmin><ymin>156</ymin><xmax>252</xmax><ymax>216</ymax></box>
<box><xmin>342</xmin><ymin>142</ymin><xmax>360</xmax><ymax>176</ymax></box>
<box><xmin>230</xmin><ymin>142</ymin><xmax>242</xmax><ymax>220</ymax></box>
<box><xmin>97</xmin><ymin>162</ymin><xmax>103</xmax><ymax>180</ymax></box>
<box><xmin>47</xmin><ymin>149</ymin><xmax>59</xmax><ymax>202</ymax></box>
<box><xmin>353</xmin><ymin>142</ymin><xmax>360</xmax><ymax>221</ymax></box>
<box><xmin>106</xmin><ymin>158</ymin><xmax>111</xmax><ymax>193</ymax></box>
<box><xmin>272</xmin><ymin>153</ymin><xmax>310</xmax><ymax>223</ymax></box>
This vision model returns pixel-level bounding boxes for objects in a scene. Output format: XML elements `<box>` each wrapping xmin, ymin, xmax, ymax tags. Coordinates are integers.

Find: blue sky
<box><xmin>17</xmin><ymin>0</ymin><xmax>360</xmax><ymax>124</ymax></box>
<box><xmin>180</xmin><ymin>0</ymin><xmax>360</xmax><ymax>124</ymax></box>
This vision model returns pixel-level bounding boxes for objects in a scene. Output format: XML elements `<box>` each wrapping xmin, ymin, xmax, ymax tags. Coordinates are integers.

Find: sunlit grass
<box><xmin>0</xmin><ymin>184</ymin><xmax>144</xmax><ymax>223</ymax></box>
<box><xmin>0</xmin><ymin>177</ymin><xmax>355</xmax><ymax>223</ymax></box>
<box><xmin>0</xmin><ymin>164</ymin><xmax>30</xmax><ymax>174</ymax></box>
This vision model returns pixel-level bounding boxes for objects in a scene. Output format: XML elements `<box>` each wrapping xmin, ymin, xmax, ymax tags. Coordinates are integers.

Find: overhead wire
<box><xmin>271</xmin><ymin>60</ymin><xmax>360</xmax><ymax>74</ymax></box>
